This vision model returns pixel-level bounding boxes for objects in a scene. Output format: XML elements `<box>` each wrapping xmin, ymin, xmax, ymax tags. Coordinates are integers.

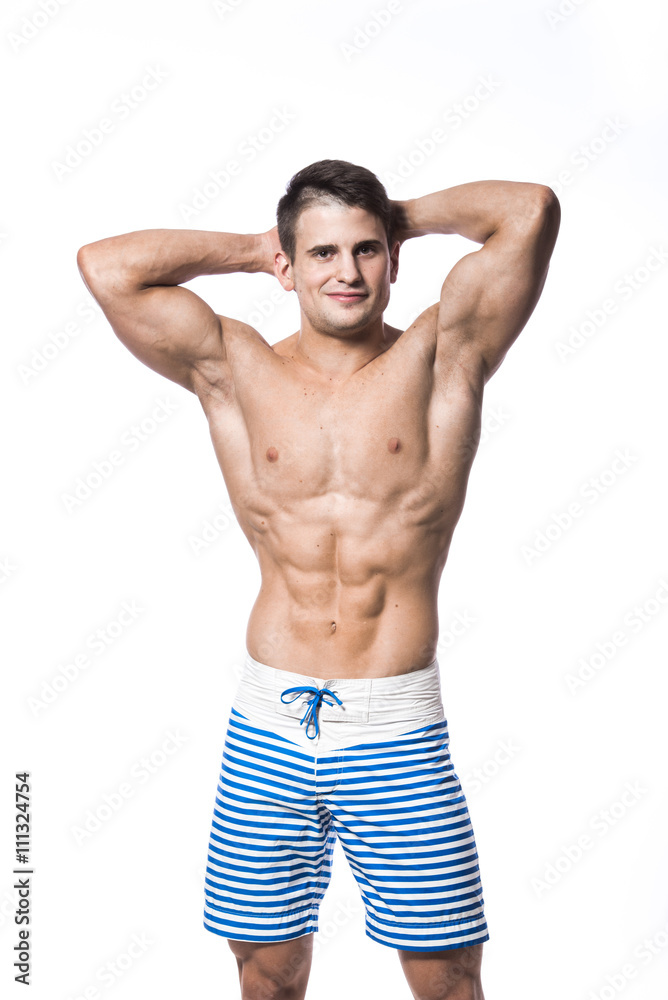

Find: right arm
<box><xmin>76</xmin><ymin>227</ymin><xmax>281</xmax><ymax>393</ymax></box>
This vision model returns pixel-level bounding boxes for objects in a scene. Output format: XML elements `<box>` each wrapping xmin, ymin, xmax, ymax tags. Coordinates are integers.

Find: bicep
<box><xmin>77</xmin><ymin>249</ymin><xmax>226</xmax><ymax>393</ymax></box>
<box><xmin>436</xmin><ymin>188</ymin><xmax>560</xmax><ymax>381</ymax></box>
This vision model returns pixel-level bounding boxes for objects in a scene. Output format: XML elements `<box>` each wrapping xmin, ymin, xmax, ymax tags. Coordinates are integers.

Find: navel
<box><xmin>387</xmin><ymin>437</ymin><xmax>401</xmax><ymax>453</ymax></box>
<box><xmin>266</xmin><ymin>446</ymin><xmax>279</xmax><ymax>462</ymax></box>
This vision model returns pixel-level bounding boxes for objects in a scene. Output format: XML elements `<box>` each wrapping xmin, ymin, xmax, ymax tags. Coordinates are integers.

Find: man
<box><xmin>77</xmin><ymin>159</ymin><xmax>560</xmax><ymax>1000</ymax></box>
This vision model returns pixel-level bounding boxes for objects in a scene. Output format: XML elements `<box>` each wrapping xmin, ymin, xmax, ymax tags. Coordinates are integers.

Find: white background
<box><xmin>2</xmin><ymin>0</ymin><xmax>668</xmax><ymax>998</ymax></box>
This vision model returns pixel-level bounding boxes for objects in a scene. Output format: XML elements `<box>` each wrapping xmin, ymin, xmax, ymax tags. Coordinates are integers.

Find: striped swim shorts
<box><xmin>203</xmin><ymin>650</ymin><xmax>489</xmax><ymax>952</ymax></box>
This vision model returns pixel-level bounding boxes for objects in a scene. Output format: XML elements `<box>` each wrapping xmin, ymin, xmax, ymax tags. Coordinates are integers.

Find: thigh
<box><xmin>325</xmin><ymin>719</ymin><xmax>489</xmax><ymax>951</ymax></box>
<box><xmin>229</xmin><ymin>934</ymin><xmax>314</xmax><ymax>996</ymax></box>
<box><xmin>204</xmin><ymin>707</ymin><xmax>336</xmax><ymax>943</ymax></box>
<box><xmin>398</xmin><ymin>942</ymin><xmax>485</xmax><ymax>1000</ymax></box>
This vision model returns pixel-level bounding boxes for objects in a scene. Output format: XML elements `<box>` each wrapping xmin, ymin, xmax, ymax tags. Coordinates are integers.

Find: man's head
<box><xmin>275</xmin><ymin>159</ymin><xmax>400</xmax><ymax>339</ymax></box>
<box><xmin>277</xmin><ymin>159</ymin><xmax>396</xmax><ymax>265</ymax></box>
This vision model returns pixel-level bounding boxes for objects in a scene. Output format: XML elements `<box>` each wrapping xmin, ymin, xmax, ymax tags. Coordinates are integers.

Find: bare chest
<box><xmin>198</xmin><ymin>323</ymin><xmax>480</xmax><ymax>518</ymax></box>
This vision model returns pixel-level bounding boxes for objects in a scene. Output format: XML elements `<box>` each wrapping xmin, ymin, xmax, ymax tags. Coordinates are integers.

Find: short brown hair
<box><xmin>277</xmin><ymin>159</ymin><xmax>396</xmax><ymax>263</ymax></box>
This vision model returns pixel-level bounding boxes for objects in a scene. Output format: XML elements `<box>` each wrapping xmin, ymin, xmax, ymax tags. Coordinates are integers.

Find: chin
<box><xmin>323</xmin><ymin>318</ymin><xmax>374</xmax><ymax>337</ymax></box>
<box><xmin>323</xmin><ymin>305</ymin><xmax>380</xmax><ymax>335</ymax></box>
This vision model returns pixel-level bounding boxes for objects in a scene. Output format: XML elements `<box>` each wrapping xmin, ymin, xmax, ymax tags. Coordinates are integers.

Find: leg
<box><xmin>324</xmin><ymin>717</ymin><xmax>489</xmax><ymax>956</ymax></box>
<box><xmin>398</xmin><ymin>942</ymin><xmax>485</xmax><ymax>1000</ymax></box>
<box><xmin>228</xmin><ymin>934</ymin><xmax>313</xmax><ymax>1000</ymax></box>
<box><xmin>203</xmin><ymin>706</ymin><xmax>334</xmax><ymax>947</ymax></box>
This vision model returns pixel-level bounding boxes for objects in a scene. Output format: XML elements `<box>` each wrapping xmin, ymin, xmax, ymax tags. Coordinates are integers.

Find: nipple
<box><xmin>387</xmin><ymin>437</ymin><xmax>401</xmax><ymax>453</ymax></box>
<box><xmin>266</xmin><ymin>446</ymin><xmax>279</xmax><ymax>462</ymax></box>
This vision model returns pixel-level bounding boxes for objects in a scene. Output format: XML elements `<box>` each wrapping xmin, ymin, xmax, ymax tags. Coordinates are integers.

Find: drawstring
<box><xmin>280</xmin><ymin>685</ymin><xmax>343</xmax><ymax>739</ymax></box>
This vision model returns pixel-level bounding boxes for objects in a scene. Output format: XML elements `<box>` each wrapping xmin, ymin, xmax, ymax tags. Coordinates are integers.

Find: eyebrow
<box><xmin>304</xmin><ymin>239</ymin><xmax>385</xmax><ymax>254</ymax></box>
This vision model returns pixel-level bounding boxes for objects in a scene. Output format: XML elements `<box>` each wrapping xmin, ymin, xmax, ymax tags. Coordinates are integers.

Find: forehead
<box><xmin>294</xmin><ymin>201</ymin><xmax>386</xmax><ymax>251</ymax></box>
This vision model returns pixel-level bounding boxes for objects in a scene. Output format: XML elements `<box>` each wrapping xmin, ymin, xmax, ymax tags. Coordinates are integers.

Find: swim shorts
<box><xmin>203</xmin><ymin>650</ymin><xmax>489</xmax><ymax>952</ymax></box>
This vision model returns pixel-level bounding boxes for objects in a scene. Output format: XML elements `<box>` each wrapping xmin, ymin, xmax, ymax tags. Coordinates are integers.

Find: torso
<box><xmin>193</xmin><ymin>306</ymin><xmax>485</xmax><ymax>678</ymax></box>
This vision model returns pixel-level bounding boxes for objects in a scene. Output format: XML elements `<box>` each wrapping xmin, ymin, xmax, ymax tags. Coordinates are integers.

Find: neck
<box><xmin>291</xmin><ymin>316</ymin><xmax>396</xmax><ymax>381</ymax></box>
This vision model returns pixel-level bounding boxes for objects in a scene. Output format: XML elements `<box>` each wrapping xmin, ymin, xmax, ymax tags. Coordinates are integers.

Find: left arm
<box><xmin>393</xmin><ymin>180</ymin><xmax>561</xmax><ymax>382</ymax></box>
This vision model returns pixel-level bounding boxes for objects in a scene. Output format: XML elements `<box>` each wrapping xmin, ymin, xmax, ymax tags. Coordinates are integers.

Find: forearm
<box><xmin>77</xmin><ymin>228</ymin><xmax>270</xmax><ymax>290</ymax></box>
<box><xmin>394</xmin><ymin>180</ymin><xmax>553</xmax><ymax>245</ymax></box>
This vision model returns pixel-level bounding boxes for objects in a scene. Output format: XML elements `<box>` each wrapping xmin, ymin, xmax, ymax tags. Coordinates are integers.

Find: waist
<box><xmin>236</xmin><ymin>650</ymin><xmax>444</xmax><ymax>725</ymax></box>
<box><xmin>247</xmin><ymin>587</ymin><xmax>440</xmax><ymax>677</ymax></box>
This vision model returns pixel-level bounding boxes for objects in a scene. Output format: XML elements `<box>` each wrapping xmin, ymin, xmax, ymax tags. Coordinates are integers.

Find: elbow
<box><xmin>530</xmin><ymin>184</ymin><xmax>561</xmax><ymax>221</ymax></box>
<box><xmin>519</xmin><ymin>185</ymin><xmax>561</xmax><ymax>242</ymax></box>
<box><xmin>76</xmin><ymin>240</ymin><xmax>117</xmax><ymax>295</ymax></box>
<box><xmin>537</xmin><ymin>186</ymin><xmax>561</xmax><ymax>244</ymax></box>
<box><xmin>76</xmin><ymin>243</ymin><xmax>88</xmax><ymax>270</ymax></box>
<box><xmin>76</xmin><ymin>244</ymin><xmax>98</xmax><ymax>297</ymax></box>
<box><xmin>76</xmin><ymin>242</ymin><xmax>99</xmax><ymax>282</ymax></box>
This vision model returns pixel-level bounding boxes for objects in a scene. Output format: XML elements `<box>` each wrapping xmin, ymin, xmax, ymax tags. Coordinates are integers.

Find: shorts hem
<box><xmin>365</xmin><ymin>921</ymin><xmax>489</xmax><ymax>952</ymax></box>
<box><xmin>204</xmin><ymin>919</ymin><xmax>319</xmax><ymax>943</ymax></box>
<box><xmin>203</xmin><ymin>904</ymin><xmax>320</xmax><ymax>943</ymax></box>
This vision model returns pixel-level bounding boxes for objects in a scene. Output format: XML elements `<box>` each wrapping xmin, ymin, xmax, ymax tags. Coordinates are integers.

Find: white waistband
<box><xmin>236</xmin><ymin>651</ymin><xmax>444</xmax><ymax>725</ymax></box>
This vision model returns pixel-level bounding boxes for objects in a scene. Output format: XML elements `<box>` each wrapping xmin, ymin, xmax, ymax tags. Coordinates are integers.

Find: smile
<box><xmin>326</xmin><ymin>293</ymin><xmax>368</xmax><ymax>302</ymax></box>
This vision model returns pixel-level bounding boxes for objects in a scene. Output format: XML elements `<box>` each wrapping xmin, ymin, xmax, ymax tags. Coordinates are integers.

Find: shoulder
<box><xmin>193</xmin><ymin>316</ymin><xmax>281</xmax><ymax>408</ymax></box>
<box><xmin>382</xmin><ymin>307</ymin><xmax>438</xmax><ymax>360</ymax></box>
<box><xmin>408</xmin><ymin>302</ymin><xmax>486</xmax><ymax>401</ymax></box>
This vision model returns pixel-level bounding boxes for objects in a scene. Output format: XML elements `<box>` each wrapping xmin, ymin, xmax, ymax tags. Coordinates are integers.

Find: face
<box><xmin>277</xmin><ymin>201</ymin><xmax>399</xmax><ymax>338</ymax></box>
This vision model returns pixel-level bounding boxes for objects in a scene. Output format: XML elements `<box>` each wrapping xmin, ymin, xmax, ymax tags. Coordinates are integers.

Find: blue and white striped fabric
<box><xmin>203</xmin><ymin>699</ymin><xmax>489</xmax><ymax>951</ymax></box>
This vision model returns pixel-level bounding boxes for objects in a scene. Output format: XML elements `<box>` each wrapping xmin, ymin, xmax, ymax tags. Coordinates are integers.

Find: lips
<box><xmin>326</xmin><ymin>292</ymin><xmax>367</xmax><ymax>302</ymax></box>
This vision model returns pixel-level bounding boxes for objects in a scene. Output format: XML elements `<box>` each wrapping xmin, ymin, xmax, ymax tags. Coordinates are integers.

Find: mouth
<box><xmin>326</xmin><ymin>292</ymin><xmax>368</xmax><ymax>303</ymax></box>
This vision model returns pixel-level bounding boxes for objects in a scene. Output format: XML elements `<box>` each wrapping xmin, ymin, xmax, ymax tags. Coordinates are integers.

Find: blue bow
<box><xmin>280</xmin><ymin>685</ymin><xmax>343</xmax><ymax>739</ymax></box>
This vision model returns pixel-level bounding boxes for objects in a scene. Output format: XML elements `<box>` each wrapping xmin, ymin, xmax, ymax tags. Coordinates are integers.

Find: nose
<box><xmin>335</xmin><ymin>251</ymin><xmax>362</xmax><ymax>285</ymax></box>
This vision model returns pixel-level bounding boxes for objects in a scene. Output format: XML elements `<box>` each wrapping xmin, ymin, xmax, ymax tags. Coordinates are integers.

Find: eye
<box><xmin>357</xmin><ymin>244</ymin><xmax>375</xmax><ymax>255</ymax></box>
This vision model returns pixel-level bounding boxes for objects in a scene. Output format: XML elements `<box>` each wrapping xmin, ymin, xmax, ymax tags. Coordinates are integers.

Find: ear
<box><xmin>275</xmin><ymin>250</ymin><xmax>295</xmax><ymax>292</ymax></box>
<box><xmin>389</xmin><ymin>239</ymin><xmax>400</xmax><ymax>284</ymax></box>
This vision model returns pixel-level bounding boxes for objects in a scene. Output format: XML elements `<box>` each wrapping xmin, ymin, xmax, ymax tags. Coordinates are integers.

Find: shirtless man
<box><xmin>77</xmin><ymin>159</ymin><xmax>560</xmax><ymax>1000</ymax></box>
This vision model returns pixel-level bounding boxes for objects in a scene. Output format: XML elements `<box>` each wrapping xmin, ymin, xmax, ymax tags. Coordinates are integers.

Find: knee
<box><xmin>227</xmin><ymin>937</ymin><xmax>312</xmax><ymax>1000</ymax></box>
<box><xmin>416</xmin><ymin>973</ymin><xmax>483</xmax><ymax>1000</ymax></box>
<box><xmin>409</xmin><ymin>970</ymin><xmax>483</xmax><ymax>1000</ymax></box>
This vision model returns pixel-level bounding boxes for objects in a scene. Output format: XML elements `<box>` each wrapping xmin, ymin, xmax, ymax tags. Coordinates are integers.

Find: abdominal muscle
<box><xmin>243</xmin><ymin>493</ymin><xmax>455</xmax><ymax>679</ymax></box>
